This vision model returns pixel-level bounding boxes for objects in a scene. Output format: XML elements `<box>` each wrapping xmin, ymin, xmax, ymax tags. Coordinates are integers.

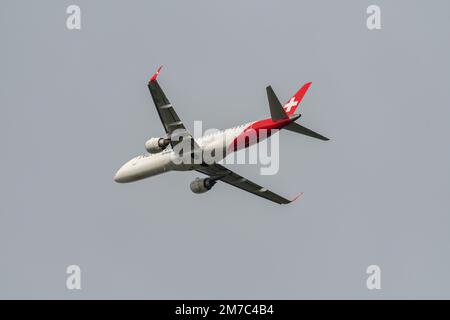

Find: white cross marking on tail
<box><xmin>284</xmin><ymin>97</ymin><xmax>298</xmax><ymax>112</ymax></box>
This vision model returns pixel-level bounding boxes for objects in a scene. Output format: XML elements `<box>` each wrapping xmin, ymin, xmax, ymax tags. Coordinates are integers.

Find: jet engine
<box><xmin>190</xmin><ymin>178</ymin><xmax>217</xmax><ymax>194</ymax></box>
<box><xmin>145</xmin><ymin>137</ymin><xmax>170</xmax><ymax>153</ymax></box>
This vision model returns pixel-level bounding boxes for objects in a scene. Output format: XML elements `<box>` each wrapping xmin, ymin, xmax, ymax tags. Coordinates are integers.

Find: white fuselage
<box><xmin>114</xmin><ymin>121</ymin><xmax>257</xmax><ymax>183</ymax></box>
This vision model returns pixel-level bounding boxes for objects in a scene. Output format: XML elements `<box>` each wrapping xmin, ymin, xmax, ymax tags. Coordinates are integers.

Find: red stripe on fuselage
<box><xmin>229</xmin><ymin>117</ymin><xmax>293</xmax><ymax>152</ymax></box>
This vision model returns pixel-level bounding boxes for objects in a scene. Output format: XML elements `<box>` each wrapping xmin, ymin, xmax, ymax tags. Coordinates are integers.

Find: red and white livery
<box><xmin>114</xmin><ymin>66</ymin><xmax>329</xmax><ymax>204</ymax></box>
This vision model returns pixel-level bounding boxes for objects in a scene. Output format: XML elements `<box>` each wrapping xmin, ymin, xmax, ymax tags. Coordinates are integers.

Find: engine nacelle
<box><xmin>190</xmin><ymin>178</ymin><xmax>216</xmax><ymax>194</ymax></box>
<box><xmin>145</xmin><ymin>137</ymin><xmax>170</xmax><ymax>153</ymax></box>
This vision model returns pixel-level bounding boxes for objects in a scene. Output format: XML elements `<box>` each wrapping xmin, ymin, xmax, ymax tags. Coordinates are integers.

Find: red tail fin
<box><xmin>283</xmin><ymin>82</ymin><xmax>312</xmax><ymax>115</ymax></box>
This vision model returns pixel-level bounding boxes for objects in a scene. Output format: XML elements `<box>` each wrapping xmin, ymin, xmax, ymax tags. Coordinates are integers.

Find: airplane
<box><xmin>114</xmin><ymin>66</ymin><xmax>329</xmax><ymax>204</ymax></box>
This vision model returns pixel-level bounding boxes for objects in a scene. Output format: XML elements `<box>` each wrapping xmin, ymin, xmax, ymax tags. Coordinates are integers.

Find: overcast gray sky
<box><xmin>1</xmin><ymin>0</ymin><xmax>450</xmax><ymax>299</ymax></box>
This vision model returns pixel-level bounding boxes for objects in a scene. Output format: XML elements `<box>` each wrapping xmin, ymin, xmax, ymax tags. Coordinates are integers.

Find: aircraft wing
<box><xmin>147</xmin><ymin>66</ymin><xmax>199</xmax><ymax>150</ymax></box>
<box><xmin>195</xmin><ymin>163</ymin><xmax>302</xmax><ymax>205</ymax></box>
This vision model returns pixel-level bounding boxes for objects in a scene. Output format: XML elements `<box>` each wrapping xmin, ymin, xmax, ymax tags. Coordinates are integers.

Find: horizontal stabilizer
<box><xmin>266</xmin><ymin>86</ymin><xmax>288</xmax><ymax>121</ymax></box>
<box><xmin>284</xmin><ymin>122</ymin><xmax>329</xmax><ymax>141</ymax></box>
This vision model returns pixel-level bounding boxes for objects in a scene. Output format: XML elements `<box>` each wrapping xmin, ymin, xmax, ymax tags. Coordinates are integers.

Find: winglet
<box><xmin>149</xmin><ymin>65</ymin><xmax>163</xmax><ymax>82</ymax></box>
<box><xmin>290</xmin><ymin>192</ymin><xmax>304</xmax><ymax>203</ymax></box>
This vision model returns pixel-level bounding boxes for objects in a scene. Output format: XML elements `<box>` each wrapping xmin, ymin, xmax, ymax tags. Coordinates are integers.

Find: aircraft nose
<box><xmin>114</xmin><ymin>167</ymin><xmax>127</xmax><ymax>183</ymax></box>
